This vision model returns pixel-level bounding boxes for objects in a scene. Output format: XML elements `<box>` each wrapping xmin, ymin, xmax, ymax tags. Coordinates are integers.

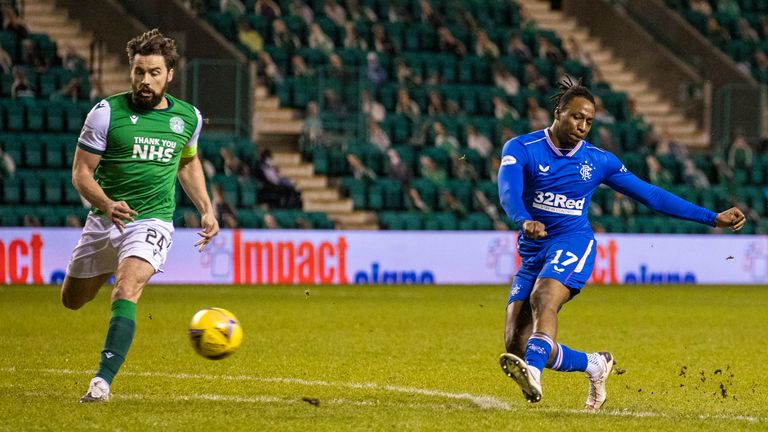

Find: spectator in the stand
<box><xmin>290</xmin><ymin>54</ymin><xmax>313</xmax><ymax>76</ymax></box>
<box><xmin>500</xmin><ymin>126</ymin><xmax>517</xmax><ymax>143</ymax></box>
<box><xmin>324</xmin><ymin>0</ymin><xmax>348</xmax><ymax>27</ymax></box>
<box><xmin>537</xmin><ymin>36</ymin><xmax>564</xmax><ymax>65</ymax></box>
<box><xmin>220</xmin><ymin>0</ymin><xmax>246</xmax><ymax>19</ymax></box>
<box><xmin>489</xmin><ymin>154</ymin><xmax>501</xmax><ymax>183</ymax></box>
<box><xmin>440</xmin><ymin>189</ymin><xmax>467</xmax><ymax>217</ymax></box>
<box><xmin>475</xmin><ymin>30</ymin><xmax>500</xmax><ymax>59</ymax></box>
<box><xmin>183</xmin><ymin>211</ymin><xmax>201</xmax><ymax>228</ymax></box>
<box><xmin>385</xmin><ymin>149</ymin><xmax>429</xmax><ymax>212</ymax></box>
<box><xmin>11</xmin><ymin>66</ymin><xmax>35</xmax><ymax>99</ymax></box>
<box><xmin>328</xmin><ymin>53</ymin><xmax>353</xmax><ymax>85</ymax></box>
<box><xmin>238</xmin><ymin>18</ymin><xmax>264</xmax><ymax>55</ymax></box>
<box><xmin>682</xmin><ymin>158</ymin><xmax>711</xmax><ymax>190</ymax></box>
<box><xmin>345</xmin><ymin>0</ymin><xmax>377</xmax><ymax>21</ymax></box>
<box><xmin>344</xmin><ymin>22</ymin><xmax>368</xmax><ymax>50</ymax></box>
<box><xmin>751</xmin><ymin>50</ymin><xmax>768</xmax><ymax>81</ymax></box>
<box><xmin>420</xmin><ymin>155</ymin><xmax>448</xmax><ymax>190</ymax></box>
<box><xmin>466</xmin><ymin>124</ymin><xmax>492</xmax><ymax>158</ymax></box>
<box><xmin>385</xmin><ymin>0</ymin><xmax>409</xmax><ymax>23</ymax></box>
<box><xmin>220</xmin><ymin>147</ymin><xmax>250</xmax><ymax>177</ymax></box>
<box><xmin>0</xmin><ymin>44</ymin><xmax>12</xmax><ymax>74</ymax></box>
<box><xmin>507</xmin><ymin>34</ymin><xmax>533</xmax><ymax>63</ymax></box>
<box><xmin>273</xmin><ymin>19</ymin><xmax>301</xmax><ymax>54</ymax></box>
<box><xmin>323</xmin><ymin>88</ymin><xmax>347</xmax><ymax>115</ymax></box>
<box><xmin>426</xmin><ymin>89</ymin><xmax>444</xmax><ymax>115</ymax></box>
<box><xmin>51</xmin><ymin>76</ymin><xmax>83</xmax><ymax>102</ymax></box>
<box><xmin>257</xmin><ymin>149</ymin><xmax>302</xmax><ymax>208</ymax></box>
<box><xmin>62</xmin><ymin>45</ymin><xmax>86</xmax><ymax>73</ymax></box>
<box><xmin>346</xmin><ymin>153</ymin><xmax>377</xmax><ymax>181</ymax></box>
<box><xmin>475</xmin><ymin>189</ymin><xmax>505</xmax><ymax>228</ymax></box>
<box><xmin>300</xmin><ymin>101</ymin><xmax>324</xmax><ymax>150</ymax></box>
<box><xmin>366</xmin><ymin>52</ymin><xmax>387</xmax><ymax>86</ymax></box>
<box><xmin>728</xmin><ymin>132</ymin><xmax>753</xmax><ymax>170</ymax></box>
<box><xmin>690</xmin><ymin>0</ymin><xmax>712</xmax><ymax>16</ymax></box>
<box><xmin>296</xmin><ymin>215</ymin><xmax>313</xmax><ymax>229</ymax></box>
<box><xmin>706</xmin><ymin>17</ymin><xmax>731</xmax><ymax>47</ymax></box>
<box><xmin>254</xmin><ymin>0</ymin><xmax>281</xmax><ymax>22</ymax></box>
<box><xmin>419</xmin><ymin>0</ymin><xmax>443</xmax><ymax>27</ymax></box>
<box><xmin>371</xmin><ymin>24</ymin><xmax>398</xmax><ymax>56</ymax></box>
<box><xmin>611</xmin><ymin>192</ymin><xmax>635</xmax><ymax>217</ymax></box>
<box><xmin>23</xmin><ymin>214</ymin><xmax>42</xmax><ymax>227</ymax></box>
<box><xmin>263</xmin><ymin>212</ymin><xmax>281</xmax><ymax>229</ymax></box>
<box><xmin>2</xmin><ymin>5</ymin><xmax>28</xmax><ymax>39</ymax></box>
<box><xmin>66</xmin><ymin>215</ymin><xmax>83</xmax><ymax>228</ymax></box>
<box><xmin>368</xmin><ymin>119</ymin><xmax>391</xmax><ymax>152</ymax></box>
<box><xmin>525</xmin><ymin>96</ymin><xmax>551</xmax><ymax>131</ymax></box>
<box><xmin>494</xmin><ymin>95</ymin><xmax>520</xmax><ymax>122</ymax></box>
<box><xmin>438</xmin><ymin>26</ymin><xmax>466</xmax><ymax>57</ymax></box>
<box><xmin>361</xmin><ymin>90</ymin><xmax>385</xmax><ymax>123</ymax></box>
<box><xmin>289</xmin><ymin>0</ymin><xmax>314</xmax><ymax>24</ymax></box>
<box><xmin>718</xmin><ymin>0</ymin><xmax>741</xmax><ymax>19</ymax></box>
<box><xmin>595</xmin><ymin>126</ymin><xmax>617</xmax><ymax>153</ymax></box>
<box><xmin>20</xmin><ymin>39</ymin><xmax>49</xmax><ymax>74</ymax></box>
<box><xmin>212</xmin><ymin>183</ymin><xmax>238</xmax><ymax>228</ymax></box>
<box><xmin>593</xmin><ymin>96</ymin><xmax>616</xmax><ymax>124</ymax></box>
<box><xmin>645</xmin><ymin>154</ymin><xmax>674</xmax><ymax>188</ymax></box>
<box><xmin>0</xmin><ymin>147</ymin><xmax>16</xmax><ymax>179</ymax></box>
<box><xmin>309</xmin><ymin>23</ymin><xmax>335</xmax><ymax>56</ymax></box>
<box><xmin>494</xmin><ymin>65</ymin><xmax>520</xmax><ymax>97</ymax></box>
<box><xmin>395</xmin><ymin>87</ymin><xmax>421</xmax><ymax>119</ymax></box>
<box><xmin>432</xmin><ymin>122</ymin><xmax>459</xmax><ymax>156</ymax></box>
<box><xmin>523</xmin><ymin>63</ymin><xmax>549</xmax><ymax>93</ymax></box>
<box><xmin>736</xmin><ymin>17</ymin><xmax>759</xmax><ymax>43</ymax></box>
<box><xmin>565</xmin><ymin>36</ymin><xmax>592</xmax><ymax>68</ymax></box>
<box><xmin>396</xmin><ymin>60</ymin><xmax>422</xmax><ymax>88</ymax></box>
<box><xmin>258</xmin><ymin>51</ymin><xmax>284</xmax><ymax>88</ymax></box>
<box><xmin>89</xmin><ymin>71</ymin><xmax>107</xmax><ymax>101</ymax></box>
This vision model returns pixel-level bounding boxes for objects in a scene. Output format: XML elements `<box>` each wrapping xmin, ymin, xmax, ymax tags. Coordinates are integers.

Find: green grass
<box><xmin>1</xmin><ymin>284</ymin><xmax>766</xmax><ymax>431</ymax></box>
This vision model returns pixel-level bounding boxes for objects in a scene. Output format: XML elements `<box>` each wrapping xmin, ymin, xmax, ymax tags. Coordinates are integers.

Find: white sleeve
<box><xmin>78</xmin><ymin>100</ymin><xmax>111</xmax><ymax>154</ymax></box>
<box><xmin>186</xmin><ymin>107</ymin><xmax>203</xmax><ymax>148</ymax></box>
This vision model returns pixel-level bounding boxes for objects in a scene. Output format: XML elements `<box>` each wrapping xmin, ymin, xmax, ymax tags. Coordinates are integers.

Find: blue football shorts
<box><xmin>507</xmin><ymin>235</ymin><xmax>597</xmax><ymax>304</ymax></box>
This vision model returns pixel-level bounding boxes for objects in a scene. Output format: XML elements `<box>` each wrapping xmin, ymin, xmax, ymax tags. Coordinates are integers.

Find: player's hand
<box><xmin>106</xmin><ymin>200</ymin><xmax>138</xmax><ymax>233</ymax></box>
<box><xmin>715</xmin><ymin>207</ymin><xmax>746</xmax><ymax>232</ymax></box>
<box><xmin>195</xmin><ymin>212</ymin><xmax>220</xmax><ymax>252</ymax></box>
<box><xmin>522</xmin><ymin>220</ymin><xmax>548</xmax><ymax>240</ymax></box>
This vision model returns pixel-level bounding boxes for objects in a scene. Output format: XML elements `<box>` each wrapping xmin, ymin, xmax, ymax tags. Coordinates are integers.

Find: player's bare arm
<box><xmin>715</xmin><ymin>207</ymin><xmax>746</xmax><ymax>231</ymax></box>
<box><xmin>72</xmin><ymin>147</ymin><xmax>137</xmax><ymax>233</ymax></box>
<box><xmin>522</xmin><ymin>220</ymin><xmax>547</xmax><ymax>240</ymax></box>
<box><xmin>178</xmin><ymin>154</ymin><xmax>219</xmax><ymax>251</ymax></box>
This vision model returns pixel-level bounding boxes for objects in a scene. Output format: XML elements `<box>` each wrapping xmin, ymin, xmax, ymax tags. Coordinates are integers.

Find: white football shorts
<box><xmin>66</xmin><ymin>213</ymin><xmax>174</xmax><ymax>278</ymax></box>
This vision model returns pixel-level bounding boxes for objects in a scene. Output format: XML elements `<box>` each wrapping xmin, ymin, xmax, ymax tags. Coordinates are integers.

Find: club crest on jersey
<box><xmin>169</xmin><ymin>116</ymin><xmax>185</xmax><ymax>134</ymax></box>
<box><xmin>579</xmin><ymin>161</ymin><xmax>594</xmax><ymax>181</ymax></box>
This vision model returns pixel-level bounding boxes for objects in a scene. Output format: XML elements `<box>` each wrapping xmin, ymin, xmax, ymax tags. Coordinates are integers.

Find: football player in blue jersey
<box><xmin>497</xmin><ymin>78</ymin><xmax>746</xmax><ymax>410</ymax></box>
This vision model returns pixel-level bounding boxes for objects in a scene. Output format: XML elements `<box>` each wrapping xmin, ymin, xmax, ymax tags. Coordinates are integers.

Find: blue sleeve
<box><xmin>602</xmin><ymin>153</ymin><xmax>717</xmax><ymax>226</ymax></box>
<box><xmin>498</xmin><ymin>140</ymin><xmax>532</xmax><ymax>227</ymax></box>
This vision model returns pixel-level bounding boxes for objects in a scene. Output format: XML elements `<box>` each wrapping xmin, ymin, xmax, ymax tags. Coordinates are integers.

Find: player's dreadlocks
<box><xmin>550</xmin><ymin>75</ymin><xmax>595</xmax><ymax>110</ymax></box>
<box><xmin>126</xmin><ymin>29</ymin><xmax>179</xmax><ymax>69</ymax></box>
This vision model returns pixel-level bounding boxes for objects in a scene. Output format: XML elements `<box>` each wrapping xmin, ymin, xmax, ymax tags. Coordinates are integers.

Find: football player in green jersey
<box><xmin>60</xmin><ymin>29</ymin><xmax>220</xmax><ymax>402</ymax></box>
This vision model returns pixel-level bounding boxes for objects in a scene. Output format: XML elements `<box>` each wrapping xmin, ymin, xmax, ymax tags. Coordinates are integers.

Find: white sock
<box><xmin>528</xmin><ymin>366</ymin><xmax>542</xmax><ymax>383</ymax></box>
<box><xmin>585</xmin><ymin>353</ymin><xmax>602</xmax><ymax>378</ymax></box>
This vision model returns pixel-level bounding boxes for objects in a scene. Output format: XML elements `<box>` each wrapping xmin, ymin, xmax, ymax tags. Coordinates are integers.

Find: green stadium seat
<box><xmin>41</xmin><ymin>171</ymin><xmax>64</xmax><ymax>204</ymax></box>
<box><xmin>23</xmin><ymin>139</ymin><xmax>44</xmax><ymax>168</ymax></box>
<box><xmin>2</xmin><ymin>177</ymin><xmax>21</xmax><ymax>204</ymax></box>
<box><xmin>239</xmin><ymin>178</ymin><xmax>259</xmax><ymax>207</ymax></box>
<box><xmin>20</xmin><ymin>173</ymin><xmax>43</xmax><ymax>204</ymax></box>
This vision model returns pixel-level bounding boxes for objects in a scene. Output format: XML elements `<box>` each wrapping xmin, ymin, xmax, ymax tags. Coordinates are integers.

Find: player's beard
<box><xmin>131</xmin><ymin>82</ymin><xmax>168</xmax><ymax>110</ymax></box>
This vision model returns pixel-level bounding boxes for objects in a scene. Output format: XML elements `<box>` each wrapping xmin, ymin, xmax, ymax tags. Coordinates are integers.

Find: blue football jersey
<box><xmin>498</xmin><ymin>129</ymin><xmax>717</xmax><ymax>246</ymax></box>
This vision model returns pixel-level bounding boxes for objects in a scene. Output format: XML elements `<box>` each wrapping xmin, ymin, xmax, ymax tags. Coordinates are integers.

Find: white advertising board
<box><xmin>0</xmin><ymin>228</ymin><xmax>766</xmax><ymax>285</ymax></box>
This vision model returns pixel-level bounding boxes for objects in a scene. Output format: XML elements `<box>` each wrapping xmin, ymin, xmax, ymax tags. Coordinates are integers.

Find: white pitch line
<box><xmin>2</xmin><ymin>367</ymin><xmax>766</xmax><ymax>423</ymax></box>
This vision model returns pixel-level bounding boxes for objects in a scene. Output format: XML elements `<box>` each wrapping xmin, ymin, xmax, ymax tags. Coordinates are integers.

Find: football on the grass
<box><xmin>188</xmin><ymin>308</ymin><xmax>243</xmax><ymax>360</ymax></box>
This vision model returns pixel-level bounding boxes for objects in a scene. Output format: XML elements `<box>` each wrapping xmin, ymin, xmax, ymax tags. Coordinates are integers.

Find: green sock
<box><xmin>95</xmin><ymin>299</ymin><xmax>136</xmax><ymax>385</ymax></box>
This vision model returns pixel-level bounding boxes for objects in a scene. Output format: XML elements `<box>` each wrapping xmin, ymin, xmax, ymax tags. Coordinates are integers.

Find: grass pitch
<box><xmin>1</xmin><ymin>284</ymin><xmax>766</xmax><ymax>431</ymax></box>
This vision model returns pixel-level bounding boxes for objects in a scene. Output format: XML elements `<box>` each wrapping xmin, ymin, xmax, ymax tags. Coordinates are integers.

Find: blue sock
<box><xmin>524</xmin><ymin>332</ymin><xmax>554</xmax><ymax>373</ymax></box>
<box><xmin>549</xmin><ymin>343</ymin><xmax>588</xmax><ymax>372</ymax></box>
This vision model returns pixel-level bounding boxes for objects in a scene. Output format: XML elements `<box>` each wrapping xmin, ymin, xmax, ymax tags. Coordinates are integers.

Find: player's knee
<box><xmin>112</xmin><ymin>278</ymin><xmax>144</xmax><ymax>302</ymax></box>
<box><xmin>529</xmin><ymin>290</ymin><xmax>557</xmax><ymax>315</ymax></box>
